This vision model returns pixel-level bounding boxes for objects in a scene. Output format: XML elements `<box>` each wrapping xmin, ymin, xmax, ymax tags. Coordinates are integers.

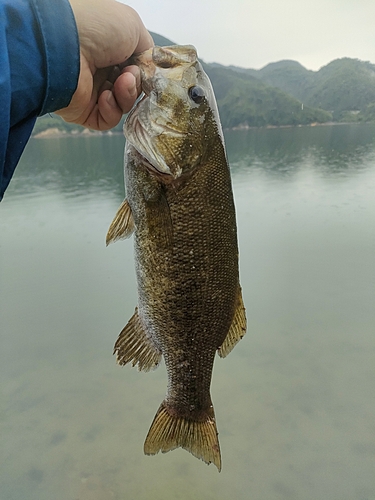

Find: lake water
<box><xmin>1</xmin><ymin>124</ymin><xmax>375</xmax><ymax>500</ymax></box>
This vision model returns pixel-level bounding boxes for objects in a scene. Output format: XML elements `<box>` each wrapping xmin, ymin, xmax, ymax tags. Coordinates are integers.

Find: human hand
<box><xmin>56</xmin><ymin>0</ymin><xmax>153</xmax><ymax>130</ymax></box>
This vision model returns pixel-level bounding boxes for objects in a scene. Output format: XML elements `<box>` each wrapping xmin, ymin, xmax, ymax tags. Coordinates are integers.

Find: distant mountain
<box><xmin>304</xmin><ymin>58</ymin><xmax>375</xmax><ymax>120</ymax></box>
<box><xmin>202</xmin><ymin>63</ymin><xmax>330</xmax><ymax>128</ymax></box>
<box><xmin>257</xmin><ymin>60</ymin><xmax>315</xmax><ymax>102</ymax></box>
<box><xmin>251</xmin><ymin>57</ymin><xmax>375</xmax><ymax>121</ymax></box>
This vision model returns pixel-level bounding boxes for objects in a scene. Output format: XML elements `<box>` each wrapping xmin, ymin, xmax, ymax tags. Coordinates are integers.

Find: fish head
<box><xmin>125</xmin><ymin>45</ymin><xmax>224</xmax><ymax>180</ymax></box>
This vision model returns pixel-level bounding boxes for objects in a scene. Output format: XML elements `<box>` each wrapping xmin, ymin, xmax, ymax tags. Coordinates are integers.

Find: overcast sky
<box><xmin>121</xmin><ymin>0</ymin><xmax>375</xmax><ymax>71</ymax></box>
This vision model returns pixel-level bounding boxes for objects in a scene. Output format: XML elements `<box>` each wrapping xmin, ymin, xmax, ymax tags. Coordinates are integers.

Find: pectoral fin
<box><xmin>217</xmin><ymin>286</ymin><xmax>247</xmax><ymax>358</ymax></box>
<box><xmin>114</xmin><ymin>307</ymin><xmax>162</xmax><ymax>372</ymax></box>
<box><xmin>106</xmin><ymin>199</ymin><xmax>135</xmax><ymax>245</ymax></box>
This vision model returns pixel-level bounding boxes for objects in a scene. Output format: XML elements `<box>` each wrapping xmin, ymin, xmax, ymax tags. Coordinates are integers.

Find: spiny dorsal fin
<box><xmin>144</xmin><ymin>401</ymin><xmax>221</xmax><ymax>471</ymax></box>
<box><xmin>114</xmin><ymin>308</ymin><xmax>161</xmax><ymax>372</ymax></box>
<box><xmin>217</xmin><ymin>286</ymin><xmax>247</xmax><ymax>358</ymax></box>
<box><xmin>106</xmin><ymin>199</ymin><xmax>135</xmax><ymax>246</ymax></box>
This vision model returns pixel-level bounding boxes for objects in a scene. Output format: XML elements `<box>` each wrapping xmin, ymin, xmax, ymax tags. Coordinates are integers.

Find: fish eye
<box><xmin>188</xmin><ymin>86</ymin><xmax>205</xmax><ymax>104</ymax></box>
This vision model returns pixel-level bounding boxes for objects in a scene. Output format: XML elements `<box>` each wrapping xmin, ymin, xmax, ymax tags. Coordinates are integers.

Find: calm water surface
<box><xmin>1</xmin><ymin>124</ymin><xmax>375</xmax><ymax>500</ymax></box>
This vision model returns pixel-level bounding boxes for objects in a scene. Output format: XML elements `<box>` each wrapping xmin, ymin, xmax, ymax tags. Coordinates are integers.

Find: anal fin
<box><xmin>106</xmin><ymin>199</ymin><xmax>135</xmax><ymax>245</ymax></box>
<box><xmin>217</xmin><ymin>286</ymin><xmax>247</xmax><ymax>358</ymax></box>
<box><xmin>114</xmin><ymin>307</ymin><xmax>161</xmax><ymax>372</ymax></box>
<box><xmin>144</xmin><ymin>401</ymin><xmax>221</xmax><ymax>471</ymax></box>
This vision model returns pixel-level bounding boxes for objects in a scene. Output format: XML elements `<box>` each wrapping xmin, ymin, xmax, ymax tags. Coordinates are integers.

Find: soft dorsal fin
<box><xmin>217</xmin><ymin>286</ymin><xmax>247</xmax><ymax>358</ymax></box>
<box><xmin>114</xmin><ymin>307</ymin><xmax>162</xmax><ymax>372</ymax></box>
<box><xmin>106</xmin><ymin>199</ymin><xmax>135</xmax><ymax>245</ymax></box>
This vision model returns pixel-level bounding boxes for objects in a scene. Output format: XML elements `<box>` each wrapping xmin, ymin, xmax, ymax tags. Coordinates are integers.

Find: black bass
<box><xmin>107</xmin><ymin>45</ymin><xmax>246</xmax><ymax>471</ymax></box>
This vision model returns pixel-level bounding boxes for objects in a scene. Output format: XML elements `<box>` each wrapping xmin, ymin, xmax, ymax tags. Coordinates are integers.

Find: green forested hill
<box><xmin>304</xmin><ymin>59</ymin><xmax>375</xmax><ymax>120</ymax></box>
<box><xmin>251</xmin><ymin>57</ymin><xmax>375</xmax><ymax>121</ymax></box>
<box><xmin>257</xmin><ymin>60</ymin><xmax>315</xmax><ymax>102</ymax></box>
<box><xmin>206</xmin><ymin>56</ymin><xmax>375</xmax><ymax>123</ymax></box>
<box><xmin>202</xmin><ymin>63</ymin><xmax>330</xmax><ymax>128</ymax></box>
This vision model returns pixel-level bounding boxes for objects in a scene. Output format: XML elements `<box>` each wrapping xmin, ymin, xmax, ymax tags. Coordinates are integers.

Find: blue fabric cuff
<box><xmin>32</xmin><ymin>0</ymin><xmax>80</xmax><ymax>115</ymax></box>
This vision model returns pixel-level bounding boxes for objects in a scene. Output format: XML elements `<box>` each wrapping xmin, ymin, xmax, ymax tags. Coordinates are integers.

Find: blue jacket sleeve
<box><xmin>0</xmin><ymin>0</ymin><xmax>80</xmax><ymax>200</ymax></box>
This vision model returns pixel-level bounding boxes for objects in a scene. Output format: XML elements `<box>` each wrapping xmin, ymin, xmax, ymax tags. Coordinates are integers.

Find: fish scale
<box><xmin>107</xmin><ymin>45</ymin><xmax>246</xmax><ymax>471</ymax></box>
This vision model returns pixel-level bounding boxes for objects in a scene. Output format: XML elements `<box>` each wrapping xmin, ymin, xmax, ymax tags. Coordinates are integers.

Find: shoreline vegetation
<box><xmin>33</xmin><ymin>32</ymin><xmax>375</xmax><ymax>138</ymax></box>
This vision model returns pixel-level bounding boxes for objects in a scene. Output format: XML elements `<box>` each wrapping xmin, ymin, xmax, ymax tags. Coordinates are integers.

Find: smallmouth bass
<box><xmin>107</xmin><ymin>45</ymin><xmax>246</xmax><ymax>471</ymax></box>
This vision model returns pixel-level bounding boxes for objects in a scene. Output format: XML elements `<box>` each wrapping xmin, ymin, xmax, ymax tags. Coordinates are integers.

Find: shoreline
<box><xmin>32</xmin><ymin>128</ymin><xmax>124</xmax><ymax>139</ymax></box>
<box><xmin>32</xmin><ymin>120</ymin><xmax>373</xmax><ymax>139</ymax></box>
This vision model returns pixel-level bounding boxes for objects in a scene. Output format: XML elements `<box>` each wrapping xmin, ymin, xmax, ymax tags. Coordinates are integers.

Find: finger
<box><xmin>106</xmin><ymin>65</ymin><xmax>121</xmax><ymax>85</ymax></box>
<box><xmin>122</xmin><ymin>65</ymin><xmax>142</xmax><ymax>93</ymax></box>
<box><xmin>113</xmin><ymin>67</ymin><xmax>141</xmax><ymax>114</ymax></box>
<box><xmin>82</xmin><ymin>89</ymin><xmax>122</xmax><ymax>130</ymax></box>
<box><xmin>98</xmin><ymin>89</ymin><xmax>123</xmax><ymax>129</ymax></box>
<box><xmin>133</xmin><ymin>24</ymin><xmax>154</xmax><ymax>55</ymax></box>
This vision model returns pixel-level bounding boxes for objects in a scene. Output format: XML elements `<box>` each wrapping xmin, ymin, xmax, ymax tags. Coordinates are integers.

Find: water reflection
<box><xmin>7</xmin><ymin>124</ymin><xmax>375</xmax><ymax>200</ymax></box>
<box><xmin>1</xmin><ymin>124</ymin><xmax>375</xmax><ymax>500</ymax></box>
<box><xmin>226</xmin><ymin>123</ymin><xmax>375</xmax><ymax>179</ymax></box>
<box><xmin>7</xmin><ymin>134</ymin><xmax>126</xmax><ymax>200</ymax></box>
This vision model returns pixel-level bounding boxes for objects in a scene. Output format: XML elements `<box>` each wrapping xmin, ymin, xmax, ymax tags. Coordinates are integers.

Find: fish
<box><xmin>106</xmin><ymin>45</ymin><xmax>246</xmax><ymax>471</ymax></box>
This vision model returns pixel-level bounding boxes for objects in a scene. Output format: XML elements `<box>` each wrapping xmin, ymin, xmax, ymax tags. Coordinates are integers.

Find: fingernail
<box><xmin>129</xmin><ymin>81</ymin><xmax>137</xmax><ymax>98</ymax></box>
<box><xmin>106</xmin><ymin>91</ymin><xmax>117</xmax><ymax>108</ymax></box>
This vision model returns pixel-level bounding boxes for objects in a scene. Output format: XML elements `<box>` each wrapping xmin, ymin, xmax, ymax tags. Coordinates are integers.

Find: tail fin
<box><xmin>144</xmin><ymin>401</ymin><xmax>222</xmax><ymax>471</ymax></box>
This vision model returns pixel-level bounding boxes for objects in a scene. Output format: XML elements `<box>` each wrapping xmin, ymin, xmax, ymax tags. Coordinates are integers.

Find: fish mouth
<box><xmin>132</xmin><ymin>45</ymin><xmax>197</xmax><ymax>94</ymax></box>
<box><xmin>124</xmin><ymin>45</ymin><xmax>199</xmax><ymax>179</ymax></box>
